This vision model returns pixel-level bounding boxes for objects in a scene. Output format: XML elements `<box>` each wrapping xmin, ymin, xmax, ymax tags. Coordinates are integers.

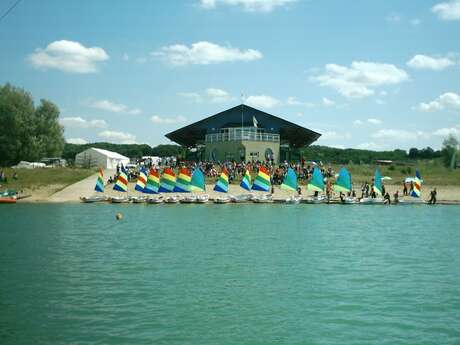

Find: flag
<box><xmin>253</xmin><ymin>116</ymin><xmax>258</xmax><ymax>128</ymax></box>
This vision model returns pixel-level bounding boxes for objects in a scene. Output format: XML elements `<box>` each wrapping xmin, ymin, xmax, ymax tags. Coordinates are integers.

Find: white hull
<box><xmin>304</xmin><ymin>195</ymin><xmax>326</xmax><ymax>204</ymax></box>
<box><xmin>80</xmin><ymin>195</ymin><xmax>108</xmax><ymax>203</ymax></box>
<box><xmin>285</xmin><ymin>196</ymin><xmax>302</xmax><ymax>204</ymax></box>
<box><xmin>146</xmin><ymin>197</ymin><xmax>163</xmax><ymax>204</ymax></box>
<box><xmin>231</xmin><ymin>194</ymin><xmax>253</xmax><ymax>203</ymax></box>
<box><xmin>214</xmin><ymin>196</ymin><xmax>231</xmax><ymax>204</ymax></box>
<box><xmin>110</xmin><ymin>196</ymin><xmax>131</xmax><ymax>203</ymax></box>
<box><xmin>195</xmin><ymin>195</ymin><xmax>209</xmax><ymax>204</ymax></box>
<box><xmin>359</xmin><ymin>197</ymin><xmax>385</xmax><ymax>205</ymax></box>
<box><xmin>253</xmin><ymin>194</ymin><xmax>273</xmax><ymax>203</ymax></box>
<box><xmin>343</xmin><ymin>197</ymin><xmax>359</xmax><ymax>204</ymax></box>
<box><xmin>130</xmin><ymin>196</ymin><xmax>147</xmax><ymax>203</ymax></box>
<box><xmin>180</xmin><ymin>195</ymin><xmax>197</xmax><ymax>203</ymax></box>
<box><xmin>164</xmin><ymin>196</ymin><xmax>179</xmax><ymax>204</ymax></box>
<box><xmin>397</xmin><ymin>198</ymin><xmax>426</xmax><ymax>205</ymax></box>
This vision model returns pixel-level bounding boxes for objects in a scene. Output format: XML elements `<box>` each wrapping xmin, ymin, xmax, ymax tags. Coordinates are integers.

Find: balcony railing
<box><xmin>205</xmin><ymin>130</ymin><xmax>280</xmax><ymax>143</ymax></box>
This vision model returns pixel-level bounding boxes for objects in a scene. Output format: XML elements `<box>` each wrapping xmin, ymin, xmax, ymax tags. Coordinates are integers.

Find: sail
<box><xmin>410</xmin><ymin>170</ymin><xmax>422</xmax><ymax>198</ymax></box>
<box><xmin>190</xmin><ymin>168</ymin><xmax>206</xmax><ymax>192</ymax></box>
<box><xmin>213</xmin><ymin>168</ymin><xmax>229</xmax><ymax>193</ymax></box>
<box><xmin>373</xmin><ymin>168</ymin><xmax>383</xmax><ymax>196</ymax></box>
<box><xmin>135</xmin><ymin>168</ymin><xmax>148</xmax><ymax>192</ymax></box>
<box><xmin>307</xmin><ymin>166</ymin><xmax>324</xmax><ymax>192</ymax></box>
<box><xmin>174</xmin><ymin>168</ymin><xmax>192</xmax><ymax>192</ymax></box>
<box><xmin>94</xmin><ymin>168</ymin><xmax>104</xmax><ymax>193</ymax></box>
<box><xmin>252</xmin><ymin>166</ymin><xmax>271</xmax><ymax>192</ymax></box>
<box><xmin>281</xmin><ymin>167</ymin><xmax>297</xmax><ymax>192</ymax></box>
<box><xmin>240</xmin><ymin>169</ymin><xmax>252</xmax><ymax>191</ymax></box>
<box><xmin>113</xmin><ymin>168</ymin><xmax>128</xmax><ymax>192</ymax></box>
<box><xmin>158</xmin><ymin>168</ymin><xmax>176</xmax><ymax>193</ymax></box>
<box><xmin>333</xmin><ymin>167</ymin><xmax>351</xmax><ymax>193</ymax></box>
<box><xmin>144</xmin><ymin>168</ymin><xmax>160</xmax><ymax>194</ymax></box>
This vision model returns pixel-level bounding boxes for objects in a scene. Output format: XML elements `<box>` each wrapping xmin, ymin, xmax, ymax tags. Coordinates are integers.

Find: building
<box><xmin>165</xmin><ymin>104</ymin><xmax>321</xmax><ymax>163</ymax></box>
<box><xmin>75</xmin><ymin>148</ymin><xmax>130</xmax><ymax>169</ymax></box>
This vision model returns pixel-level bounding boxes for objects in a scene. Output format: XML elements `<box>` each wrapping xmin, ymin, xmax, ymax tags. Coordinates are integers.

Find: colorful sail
<box><xmin>113</xmin><ymin>168</ymin><xmax>128</xmax><ymax>192</ymax></box>
<box><xmin>281</xmin><ymin>167</ymin><xmax>297</xmax><ymax>192</ymax></box>
<box><xmin>252</xmin><ymin>166</ymin><xmax>271</xmax><ymax>192</ymax></box>
<box><xmin>410</xmin><ymin>170</ymin><xmax>422</xmax><ymax>198</ymax></box>
<box><xmin>214</xmin><ymin>168</ymin><xmax>229</xmax><ymax>193</ymax></box>
<box><xmin>135</xmin><ymin>168</ymin><xmax>147</xmax><ymax>192</ymax></box>
<box><xmin>144</xmin><ymin>168</ymin><xmax>160</xmax><ymax>194</ymax></box>
<box><xmin>373</xmin><ymin>168</ymin><xmax>383</xmax><ymax>196</ymax></box>
<box><xmin>174</xmin><ymin>168</ymin><xmax>192</xmax><ymax>192</ymax></box>
<box><xmin>333</xmin><ymin>167</ymin><xmax>351</xmax><ymax>193</ymax></box>
<box><xmin>94</xmin><ymin>168</ymin><xmax>104</xmax><ymax>193</ymax></box>
<box><xmin>307</xmin><ymin>166</ymin><xmax>324</xmax><ymax>192</ymax></box>
<box><xmin>159</xmin><ymin>168</ymin><xmax>176</xmax><ymax>193</ymax></box>
<box><xmin>190</xmin><ymin>168</ymin><xmax>206</xmax><ymax>192</ymax></box>
<box><xmin>240</xmin><ymin>169</ymin><xmax>252</xmax><ymax>191</ymax></box>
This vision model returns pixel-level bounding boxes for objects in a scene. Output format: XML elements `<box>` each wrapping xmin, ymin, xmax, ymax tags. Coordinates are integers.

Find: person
<box><xmin>297</xmin><ymin>187</ymin><xmax>302</xmax><ymax>196</ymax></box>
<box><xmin>13</xmin><ymin>172</ymin><xmax>18</xmax><ymax>180</ymax></box>
<box><xmin>271</xmin><ymin>183</ymin><xmax>274</xmax><ymax>195</ymax></box>
<box><xmin>382</xmin><ymin>184</ymin><xmax>386</xmax><ymax>196</ymax></box>
<box><xmin>429</xmin><ymin>188</ymin><xmax>437</xmax><ymax>204</ymax></box>
<box><xmin>393</xmin><ymin>190</ymin><xmax>399</xmax><ymax>204</ymax></box>
<box><xmin>339</xmin><ymin>192</ymin><xmax>345</xmax><ymax>203</ymax></box>
<box><xmin>402</xmin><ymin>181</ymin><xmax>408</xmax><ymax>196</ymax></box>
<box><xmin>384</xmin><ymin>192</ymin><xmax>391</xmax><ymax>205</ymax></box>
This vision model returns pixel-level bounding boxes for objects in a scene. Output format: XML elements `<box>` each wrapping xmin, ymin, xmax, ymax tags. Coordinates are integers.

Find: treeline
<box><xmin>300</xmin><ymin>145</ymin><xmax>442</xmax><ymax>164</ymax></box>
<box><xmin>0</xmin><ymin>84</ymin><xmax>65</xmax><ymax>165</ymax></box>
<box><xmin>63</xmin><ymin>143</ymin><xmax>182</xmax><ymax>161</ymax></box>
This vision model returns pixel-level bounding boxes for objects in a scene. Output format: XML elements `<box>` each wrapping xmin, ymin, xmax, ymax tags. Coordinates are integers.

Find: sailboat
<box><xmin>145</xmin><ymin>168</ymin><xmax>163</xmax><ymax>204</ymax></box>
<box><xmin>190</xmin><ymin>168</ymin><xmax>209</xmax><ymax>203</ymax></box>
<box><xmin>281</xmin><ymin>168</ymin><xmax>301</xmax><ymax>204</ymax></box>
<box><xmin>333</xmin><ymin>167</ymin><xmax>357</xmax><ymax>204</ymax></box>
<box><xmin>159</xmin><ymin>168</ymin><xmax>179</xmax><ymax>203</ymax></box>
<box><xmin>360</xmin><ymin>168</ymin><xmax>384</xmax><ymax>204</ymax></box>
<box><xmin>399</xmin><ymin>170</ymin><xmax>426</xmax><ymax>205</ymax></box>
<box><xmin>305</xmin><ymin>166</ymin><xmax>326</xmax><ymax>203</ymax></box>
<box><xmin>231</xmin><ymin>169</ymin><xmax>254</xmax><ymax>203</ymax></box>
<box><xmin>252</xmin><ymin>166</ymin><xmax>273</xmax><ymax>203</ymax></box>
<box><xmin>213</xmin><ymin>168</ymin><xmax>231</xmax><ymax>203</ymax></box>
<box><xmin>131</xmin><ymin>168</ymin><xmax>148</xmax><ymax>203</ymax></box>
<box><xmin>111</xmin><ymin>168</ymin><xmax>130</xmax><ymax>203</ymax></box>
<box><xmin>81</xmin><ymin>168</ymin><xmax>108</xmax><ymax>203</ymax></box>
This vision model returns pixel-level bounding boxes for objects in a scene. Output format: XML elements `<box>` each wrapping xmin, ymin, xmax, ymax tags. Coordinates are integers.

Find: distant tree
<box><xmin>0</xmin><ymin>83</ymin><xmax>65</xmax><ymax>165</ymax></box>
<box><xmin>408</xmin><ymin>147</ymin><xmax>419</xmax><ymax>159</ymax></box>
<box><xmin>442</xmin><ymin>134</ymin><xmax>459</xmax><ymax>168</ymax></box>
<box><xmin>151</xmin><ymin>144</ymin><xmax>182</xmax><ymax>157</ymax></box>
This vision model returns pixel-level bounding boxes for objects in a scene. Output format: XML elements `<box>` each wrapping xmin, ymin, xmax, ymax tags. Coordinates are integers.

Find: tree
<box><xmin>408</xmin><ymin>147</ymin><xmax>419</xmax><ymax>159</ymax></box>
<box><xmin>0</xmin><ymin>83</ymin><xmax>65</xmax><ymax>165</ymax></box>
<box><xmin>442</xmin><ymin>134</ymin><xmax>459</xmax><ymax>169</ymax></box>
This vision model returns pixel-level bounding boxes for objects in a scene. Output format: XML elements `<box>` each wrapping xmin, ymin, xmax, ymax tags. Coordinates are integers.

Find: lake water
<box><xmin>1</xmin><ymin>204</ymin><xmax>460</xmax><ymax>345</ymax></box>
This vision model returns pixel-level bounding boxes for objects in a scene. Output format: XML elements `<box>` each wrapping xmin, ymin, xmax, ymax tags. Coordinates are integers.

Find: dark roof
<box><xmin>165</xmin><ymin>104</ymin><xmax>321</xmax><ymax>148</ymax></box>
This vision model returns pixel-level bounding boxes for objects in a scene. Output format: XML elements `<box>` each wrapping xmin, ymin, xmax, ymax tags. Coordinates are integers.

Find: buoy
<box><xmin>116</xmin><ymin>212</ymin><xmax>123</xmax><ymax>220</ymax></box>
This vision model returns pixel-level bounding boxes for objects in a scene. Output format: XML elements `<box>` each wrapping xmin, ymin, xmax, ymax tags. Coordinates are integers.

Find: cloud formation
<box><xmin>432</xmin><ymin>0</ymin><xmax>460</xmax><ymax>21</ymax></box>
<box><xmin>66</xmin><ymin>138</ymin><xmax>88</xmax><ymax>144</ymax></box>
<box><xmin>179</xmin><ymin>88</ymin><xmax>234</xmax><ymax>103</ymax></box>
<box><xmin>245</xmin><ymin>95</ymin><xmax>280</xmax><ymax>108</ymax></box>
<box><xmin>91</xmin><ymin>100</ymin><xmax>141</xmax><ymax>115</ymax></box>
<box><xmin>153</xmin><ymin>41</ymin><xmax>262</xmax><ymax>65</ymax></box>
<box><xmin>200</xmin><ymin>0</ymin><xmax>297</xmax><ymax>12</ymax></box>
<box><xmin>407</xmin><ymin>54</ymin><xmax>456</xmax><ymax>70</ymax></box>
<box><xmin>418</xmin><ymin>92</ymin><xmax>460</xmax><ymax>112</ymax></box>
<box><xmin>371</xmin><ymin>129</ymin><xmax>427</xmax><ymax>141</ymax></box>
<box><xmin>286</xmin><ymin>96</ymin><xmax>314</xmax><ymax>107</ymax></box>
<box><xmin>98</xmin><ymin>130</ymin><xmax>137</xmax><ymax>144</ymax></box>
<box><xmin>60</xmin><ymin>117</ymin><xmax>107</xmax><ymax>128</ymax></box>
<box><xmin>313</xmin><ymin>61</ymin><xmax>409</xmax><ymax>98</ymax></box>
<box><xmin>28</xmin><ymin>40</ymin><xmax>109</xmax><ymax>73</ymax></box>
<box><xmin>151</xmin><ymin>115</ymin><xmax>187</xmax><ymax>125</ymax></box>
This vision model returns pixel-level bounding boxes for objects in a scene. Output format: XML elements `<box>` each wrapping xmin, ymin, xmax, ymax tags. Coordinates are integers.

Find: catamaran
<box><xmin>213</xmin><ymin>168</ymin><xmax>231</xmax><ymax>203</ymax></box>
<box><xmin>305</xmin><ymin>166</ymin><xmax>326</xmax><ymax>203</ymax></box>
<box><xmin>131</xmin><ymin>168</ymin><xmax>148</xmax><ymax>203</ymax></box>
<box><xmin>360</xmin><ymin>168</ymin><xmax>384</xmax><ymax>204</ymax></box>
<box><xmin>81</xmin><ymin>168</ymin><xmax>108</xmax><ymax>203</ymax></box>
<box><xmin>231</xmin><ymin>169</ymin><xmax>254</xmax><ymax>203</ymax></box>
<box><xmin>399</xmin><ymin>170</ymin><xmax>426</xmax><ymax>205</ymax></box>
<box><xmin>281</xmin><ymin>167</ymin><xmax>301</xmax><ymax>204</ymax></box>
<box><xmin>110</xmin><ymin>168</ymin><xmax>130</xmax><ymax>203</ymax></box>
<box><xmin>333</xmin><ymin>167</ymin><xmax>358</xmax><ymax>204</ymax></box>
<box><xmin>252</xmin><ymin>166</ymin><xmax>273</xmax><ymax>203</ymax></box>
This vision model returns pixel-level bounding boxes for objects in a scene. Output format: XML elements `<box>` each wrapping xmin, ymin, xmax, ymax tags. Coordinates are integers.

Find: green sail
<box><xmin>307</xmin><ymin>166</ymin><xmax>324</xmax><ymax>192</ymax></box>
<box><xmin>373</xmin><ymin>168</ymin><xmax>383</xmax><ymax>195</ymax></box>
<box><xmin>281</xmin><ymin>168</ymin><xmax>298</xmax><ymax>192</ymax></box>
<box><xmin>333</xmin><ymin>167</ymin><xmax>351</xmax><ymax>193</ymax></box>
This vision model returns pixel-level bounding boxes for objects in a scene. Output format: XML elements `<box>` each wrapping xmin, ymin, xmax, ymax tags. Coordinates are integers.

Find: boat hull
<box><xmin>359</xmin><ymin>197</ymin><xmax>385</xmax><ymax>205</ymax></box>
<box><xmin>110</xmin><ymin>196</ymin><xmax>131</xmax><ymax>203</ymax></box>
<box><xmin>0</xmin><ymin>197</ymin><xmax>16</xmax><ymax>204</ymax></box>
<box><xmin>80</xmin><ymin>195</ymin><xmax>107</xmax><ymax>203</ymax></box>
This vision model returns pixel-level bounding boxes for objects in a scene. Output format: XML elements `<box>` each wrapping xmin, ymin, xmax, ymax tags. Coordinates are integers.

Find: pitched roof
<box><xmin>90</xmin><ymin>148</ymin><xmax>129</xmax><ymax>160</ymax></box>
<box><xmin>165</xmin><ymin>104</ymin><xmax>321</xmax><ymax>147</ymax></box>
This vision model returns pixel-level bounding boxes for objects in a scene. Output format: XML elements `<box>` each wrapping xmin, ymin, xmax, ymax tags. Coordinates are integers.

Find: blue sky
<box><xmin>1</xmin><ymin>0</ymin><xmax>459</xmax><ymax>150</ymax></box>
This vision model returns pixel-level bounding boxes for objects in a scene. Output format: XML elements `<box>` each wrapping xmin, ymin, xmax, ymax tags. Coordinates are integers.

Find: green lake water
<box><xmin>1</xmin><ymin>204</ymin><xmax>460</xmax><ymax>345</ymax></box>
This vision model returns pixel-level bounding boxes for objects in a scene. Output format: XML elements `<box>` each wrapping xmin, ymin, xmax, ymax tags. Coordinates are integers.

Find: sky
<box><xmin>1</xmin><ymin>0</ymin><xmax>459</xmax><ymax>151</ymax></box>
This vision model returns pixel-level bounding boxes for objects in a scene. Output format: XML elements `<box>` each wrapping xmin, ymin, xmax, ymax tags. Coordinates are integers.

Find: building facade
<box><xmin>165</xmin><ymin>104</ymin><xmax>321</xmax><ymax>163</ymax></box>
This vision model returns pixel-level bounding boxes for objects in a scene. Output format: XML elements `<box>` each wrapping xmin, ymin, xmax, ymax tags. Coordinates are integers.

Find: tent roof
<box><xmin>90</xmin><ymin>148</ymin><xmax>129</xmax><ymax>160</ymax></box>
<box><xmin>165</xmin><ymin>104</ymin><xmax>321</xmax><ymax>148</ymax></box>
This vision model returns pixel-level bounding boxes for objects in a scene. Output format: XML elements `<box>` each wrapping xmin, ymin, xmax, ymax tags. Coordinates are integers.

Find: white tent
<box><xmin>75</xmin><ymin>148</ymin><xmax>130</xmax><ymax>169</ymax></box>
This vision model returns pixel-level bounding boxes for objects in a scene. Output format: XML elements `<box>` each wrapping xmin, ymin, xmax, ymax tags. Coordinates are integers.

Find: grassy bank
<box><xmin>0</xmin><ymin>167</ymin><xmax>95</xmax><ymax>192</ymax></box>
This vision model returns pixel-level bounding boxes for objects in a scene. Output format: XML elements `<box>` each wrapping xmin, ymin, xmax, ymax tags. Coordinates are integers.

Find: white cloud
<box><xmin>199</xmin><ymin>0</ymin><xmax>296</xmax><ymax>12</ymax></box>
<box><xmin>371</xmin><ymin>129</ymin><xmax>427</xmax><ymax>141</ymax></box>
<box><xmin>313</xmin><ymin>61</ymin><xmax>409</xmax><ymax>98</ymax></box>
<box><xmin>286</xmin><ymin>96</ymin><xmax>314</xmax><ymax>107</ymax></box>
<box><xmin>432</xmin><ymin>0</ymin><xmax>460</xmax><ymax>21</ymax></box>
<box><xmin>152</xmin><ymin>41</ymin><xmax>262</xmax><ymax>65</ymax></box>
<box><xmin>356</xmin><ymin>142</ymin><xmax>384</xmax><ymax>150</ymax></box>
<box><xmin>433</xmin><ymin>126</ymin><xmax>460</xmax><ymax>137</ymax></box>
<box><xmin>407</xmin><ymin>54</ymin><xmax>456</xmax><ymax>71</ymax></box>
<box><xmin>417</xmin><ymin>92</ymin><xmax>460</xmax><ymax>112</ymax></box>
<box><xmin>60</xmin><ymin>117</ymin><xmax>107</xmax><ymax>128</ymax></box>
<box><xmin>28</xmin><ymin>40</ymin><xmax>109</xmax><ymax>74</ymax></box>
<box><xmin>322</xmin><ymin>97</ymin><xmax>335</xmax><ymax>106</ymax></box>
<box><xmin>318</xmin><ymin>131</ymin><xmax>352</xmax><ymax>141</ymax></box>
<box><xmin>151</xmin><ymin>115</ymin><xmax>187</xmax><ymax>125</ymax></box>
<box><xmin>91</xmin><ymin>100</ymin><xmax>141</xmax><ymax>115</ymax></box>
<box><xmin>178</xmin><ymin>92</ymin><xmax>203</xmax><ymax>103</ymax></box>
<box><xmin>367</xmin><ymin>118</ymin><xmax>382</xmax><ymax>125</ymax></box>
<box><xmin>66</xmin><ymin>138</ymin><xmax>88</xmax><ymax>145</ymax></box>
<box><xmin>205</xmin><ymin>88</ymin><xmax>234</xmax><ymax>103</ymax></box>
<box><xmin>98</xmin><ymin>130</ymin><xmax>137</xmax><ymax>144</ymax></box>
<box><xmin>411</xmin><ymin>18</ymin><xmax>421</xmax><ymax>25</ymax></box>
<box><xmin>245</xmin><ymin>95</ymin><xmax>280</xmax><ymax>108</ymax></box>
<box><xmin>353</xmin><ymin>120</ymin><xmax>363</xmax><ymax>126</ymax></box>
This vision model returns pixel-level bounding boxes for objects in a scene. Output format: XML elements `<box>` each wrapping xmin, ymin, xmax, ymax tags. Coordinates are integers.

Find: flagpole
<box><xmin>241</xmin><ymin>92</ymin><xmax>244</xmax><ymax>133</ymax></box>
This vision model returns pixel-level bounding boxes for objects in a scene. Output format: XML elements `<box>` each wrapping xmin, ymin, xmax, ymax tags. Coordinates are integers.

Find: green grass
<box><xmin>0</xmin><ymin>167</ymin><xmax>95</xmax><ymax>191</ymax></box>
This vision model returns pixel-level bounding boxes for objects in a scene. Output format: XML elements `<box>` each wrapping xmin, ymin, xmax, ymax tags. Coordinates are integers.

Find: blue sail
<box><xmin>333</xmin><ymin>167</ymin><xmax>351</xmax><ymax>193</ymax></box>
<box><xmin>307</xmin><ymin>166</ymin><xmax>324</xmax><ymax>192</ymax></box>
<box><xmin>373</xmin><ymin>168</ymin><xmax>383</xmax><ymax>195</ymax></box>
